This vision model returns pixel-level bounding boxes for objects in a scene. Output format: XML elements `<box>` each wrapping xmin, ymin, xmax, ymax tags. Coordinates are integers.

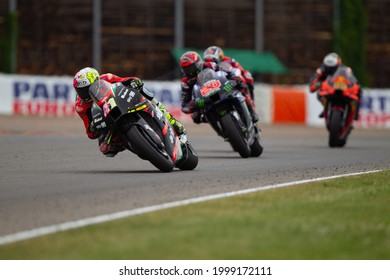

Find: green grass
<box><xmin>1</xmin><ymin>170</ymin><xmax>389</xmax><ymax>260</ymax></box>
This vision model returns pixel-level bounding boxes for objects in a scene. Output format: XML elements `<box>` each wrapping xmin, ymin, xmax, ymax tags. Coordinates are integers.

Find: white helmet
<box><xmin>73</xmin><ymin>67</ymin><xmax>100</xmax><ymax>101</ymax></box>
<box><xmin>203</xmin><ymin>46</ymin><xmax>224</xmax><ymax>63</ymax></box>
<box><xmin>323</xmin><ymin>52</ymin><xmax>340</xmax><ymax>73</ymax></box>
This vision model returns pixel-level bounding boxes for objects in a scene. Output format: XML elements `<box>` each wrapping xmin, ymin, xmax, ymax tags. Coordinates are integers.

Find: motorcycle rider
<box><xmin>203</xmin><ymin>46</ymin><xmax>258</xmax><ymax>123</ymax></box>
<box><xmin>180</xmin><ymin>51</ymin><xmax>219</xmax><ymax>123</ymax></box>
<box><xmin>73</xmin><ymin>67</ymin><xmax>186</xmax><ymax>157</ymax></box>
<box><xmin>309</xmin><ymin>52</ymin><xmax>362</xmax><ymax>120</ymax></box>
<box><xmin>180</xmin><ymin>51</ymin><xmax>258</xmax><ymax>123</ymax></box>
<box><xmin>203</xmin><ymin>45</ymin><xmax>255</xmax><ymax>99</ymax></box>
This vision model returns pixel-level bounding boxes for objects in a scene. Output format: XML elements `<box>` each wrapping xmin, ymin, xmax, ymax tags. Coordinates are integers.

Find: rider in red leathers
<box><xmin>73</xmin><ymin>67</ymin><xmax>185</xmax><ymax>157</ymax></box>
<box><xmin>203</xmin><ymin>46</ymin><xmax>255</xmax><ymax>100</ymax></box>
<box><xmin>180</xmin><ymin>51</ymin><xmax>219</xmax><ymax>123</ymax></box>
<box><xmin>203</xmin><ymin>46</ymin><xmax>258</xmax><ymax>123</ymax></box>
<box><xmin>309</xmin><ymin>52</ymin><xmax>362</xmax><ymax>120</ymax></box>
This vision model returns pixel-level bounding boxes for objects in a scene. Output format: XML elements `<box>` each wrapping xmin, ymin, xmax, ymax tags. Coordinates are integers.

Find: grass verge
<box><xmin>1</xmin><ymin>170</ymin><xmax>389</xmax><ymax>259</ymax></box>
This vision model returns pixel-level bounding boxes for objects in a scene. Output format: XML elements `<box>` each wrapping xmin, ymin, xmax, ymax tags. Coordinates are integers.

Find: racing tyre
<box><xmin>126</xmin><ymin>126</ymin><xmax>174</xmax><ymax>172</ymax></box>
<box><xmin>177</xmin><ymin>143</ymin><xmax>198</xmax><ymax>170</ymax></box>
<box><xmin>220</xmin><ymin>113</ymin><xmax>251</xmax><ymax>158</ymax></box>
<box><xmin>250</xmin><ymin>137</ymin><xmax>263</xmax><ymax>157</ymax></box>
<box><xmin>328</xmin><ymin>110</ymin><xmax>342</xmax><ymax>148</ymax></box>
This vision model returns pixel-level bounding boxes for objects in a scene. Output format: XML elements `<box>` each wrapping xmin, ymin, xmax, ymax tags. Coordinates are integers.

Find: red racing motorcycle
<box><xmin>318</xmin><ymin>66</ymin><xmax>360</xmax><ymax>147</ymax></box>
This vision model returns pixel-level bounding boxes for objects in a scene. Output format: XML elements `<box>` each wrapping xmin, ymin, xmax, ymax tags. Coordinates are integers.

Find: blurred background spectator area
<box><xmin>0</xmin><ymin>0</ymin><xmax>389</xmax><ymax>87</ymax></box>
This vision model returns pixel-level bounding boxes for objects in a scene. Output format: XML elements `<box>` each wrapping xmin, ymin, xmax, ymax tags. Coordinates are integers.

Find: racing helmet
<box><xmin>323</xmin><ymin>52</ymin><xmax>341</xmax><ymax>74</ymax></box>
<box><xmin>73</xmin><ymin>67</ymin><xmax>100</xmax><ymax>101</ymax></box>
<box><xmin>180</xmin><ymin>51</ymin><xmax>203</xmax><ymax>77</ymax></box>
<box><xmin>203</xmin><ymin>46</ymin><xmax>224</xmax><ymax>63</ymax></box>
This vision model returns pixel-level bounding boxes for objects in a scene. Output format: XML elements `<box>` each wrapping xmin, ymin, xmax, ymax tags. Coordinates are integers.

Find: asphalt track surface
<box><xmin>0</xmin><ymin>115</ymin><xmax>389</xmax><ymax>237</ymax></box>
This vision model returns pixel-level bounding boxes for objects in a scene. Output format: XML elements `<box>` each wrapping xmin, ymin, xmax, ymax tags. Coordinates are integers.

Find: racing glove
<box><xmin>128</xmin><ymin>78</ymin><xmax>144</xmax><ymax>90</ymax></box>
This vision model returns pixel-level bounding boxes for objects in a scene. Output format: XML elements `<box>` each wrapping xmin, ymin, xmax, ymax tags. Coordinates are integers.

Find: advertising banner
<box><xmin>0</xmin><ymin>74</ymin><xmax>389</xmax><ymax>128</ymax></box>
<box><xmin>0</xmin><ymin>74</ymin><xmax>76</xmax><ymax>117</ymax></box>
<box><xmin>355</xmin><ymin>89</ymin><xmax>390</xmax><ymax>128</ymax></box>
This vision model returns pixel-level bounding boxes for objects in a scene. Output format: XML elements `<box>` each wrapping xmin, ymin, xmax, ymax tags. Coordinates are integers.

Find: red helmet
<box><xmin>203</xmin><ymin>46</ymin><xmax>224</xmax><ymax>63</ymax></box>
<box><xmin>180</xmin><ymin>51</ymin><xmax>203</xmax><ymax>77</ymax></box>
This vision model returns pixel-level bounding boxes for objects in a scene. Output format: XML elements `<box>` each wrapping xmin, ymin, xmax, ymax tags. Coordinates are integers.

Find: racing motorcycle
<box><xmin>318</xmin><ymin>66</ymin><xmax>360</xmax><ymax>147</ymax></box>
<box><xmin>191</xmin><ymin>63</ymin><xmax>263</xmax><ymax>158</ymax></box>
<box><xmin>88</xmin><ymin>79</ymin><xmax>198</xmax><ymax>172</ymax></box>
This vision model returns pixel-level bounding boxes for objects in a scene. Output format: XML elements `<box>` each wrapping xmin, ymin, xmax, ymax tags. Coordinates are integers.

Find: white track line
<box><xmin>0</xmin><ymin>169</ymin><xmax>383</xmax><ymax>245</ymax></box>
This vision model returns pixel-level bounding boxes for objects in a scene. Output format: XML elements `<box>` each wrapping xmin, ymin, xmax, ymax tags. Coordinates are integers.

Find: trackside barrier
<box><xmin>254</xmin><ymin>83</ymin><xmax>390</xmax><ymax>128</ymax></box>
<box><xmin>0</xmin><ymin>74</ymin><xmax>389</xmax><ymax>128</ymax></box>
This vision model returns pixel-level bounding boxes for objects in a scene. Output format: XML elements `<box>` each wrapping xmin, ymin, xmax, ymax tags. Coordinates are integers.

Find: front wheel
<box><xmin>220</xmin><ymin>113</ymin><xmax>251</xmax><ymax>158</ymax></box>
<box><xmin>328</xmin><ymin>110</ymin><xmax>342</xmax><ymax>148</ymax></box>
<box><xmin>126</xmin><ymin>126</ymin><xmax>174</xmax><ymax>172</ymax></box>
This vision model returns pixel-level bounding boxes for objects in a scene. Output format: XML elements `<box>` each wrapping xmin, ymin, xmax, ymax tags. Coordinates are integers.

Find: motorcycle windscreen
<box><xmin>89</xmin><ymin>80</ymin><xmax>114</xmax><ymax>105</ymax></box>
<box><xmin>197</xmin><ymin>69</ymin><xmax>225</xmax><ymax>97</ymax></box>
<box><xmin>328</xmin><ymin>67</ymin><xmax>358</xmax><ymax>89</ymax></box>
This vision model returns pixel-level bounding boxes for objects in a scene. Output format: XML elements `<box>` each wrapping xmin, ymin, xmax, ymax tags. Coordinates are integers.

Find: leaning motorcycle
<box><xmin>88</xmin><ymin>80</ymin><xmax>198</xmax><ymax>172</ymax></box>
<box><xmin>191</xmin><ymin>65</ymin><xmax>263</xmax><ymax>158</ymax></box>
<box><xmin>318</xmin><ymin>67</ymin><xmax>360</xmax><ymax>148</ymax></box>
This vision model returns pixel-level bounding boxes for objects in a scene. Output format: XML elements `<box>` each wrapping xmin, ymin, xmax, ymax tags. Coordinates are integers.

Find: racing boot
<box><xmin>191</xmin><ymin>111</ymin><xmax>202</xmax><ymax>124</ymax></box>
<box><xmin>319</xmin><ymin>97</ymin><xmax>326</xmax><ymax>118</ymax></box>
<box><xmin>248</xmin><ymin>105</ymin><xmax>259</xmax><ymax>123</ymax></box>
<box><xmin>98</xmin><ymin>137</ymin><xmax>125</xmax><ymax>157</ymax></box>
<box><xmin>157</xmin><ymin>102</ymin><xmax>186</xmax><ymax>136</ymax></box>
<box><xmin>245</xmin><ymin>95</ymin><xmax>259</xmax><ymax>123</ymax></box>
<box><xmin>354</xmin><ymin>102</ymin><xmax>361</xmax><ymax>120</ymax></box>
<box><xmin>248</xmin><ymin>83</ymin><xmax>255</xmax><ymax>101</ymax></box>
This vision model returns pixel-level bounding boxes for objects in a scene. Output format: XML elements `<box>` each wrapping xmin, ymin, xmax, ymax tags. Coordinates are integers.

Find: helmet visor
<box><xmin>76</xmin><ymin>86</ymin><xmax>91</xmax><ymax>101</ymax></box>
<box><xmin>182</xmin><ymin>62</ymin><xmax>201</xmax><ymax>77</ymax></box>
<box><xmin>324</xmin><ymin>65</ymin><xmax>337</xmax><ymax>75</ymax></box>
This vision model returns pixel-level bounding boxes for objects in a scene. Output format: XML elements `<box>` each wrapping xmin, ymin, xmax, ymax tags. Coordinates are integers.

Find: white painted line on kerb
<box><xmin>0</xmin><ymin>169</ymin><xmax>383</xmax><ymax>246</ymax></box>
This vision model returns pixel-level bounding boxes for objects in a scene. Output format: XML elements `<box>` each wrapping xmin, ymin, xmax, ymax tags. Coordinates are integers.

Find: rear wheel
<box><xmin>337</xmin><ymin>139</ymin><xmax>346</xmax><ymax>147</ymax></box>
<box><xmin>126</xmin><ymin>126</ymin><xmax>174</xmax><ymax>172</ymax></box>
<box><xmin>177</xmin><ymin>143</ymin><xmax>198</xmax><ymax>170</ymax></box>
<box><xmin>338</xmin><ymin>125</ymin><xmax>353</xmax><ymax>147</ymax></box>
<box><xmin>250</xmin><ymin>137</ymin><xmax>263</xmax><ymax>157</ymax></box>
<box><xmin>328</xmin><ymin>110</ymin><xmax>342</xmax><ymax>148</ymax></box>
<box><xmin>220</xmin><ymin>113</ymin><xmax>251</xmax><ymax>158</ymax></box>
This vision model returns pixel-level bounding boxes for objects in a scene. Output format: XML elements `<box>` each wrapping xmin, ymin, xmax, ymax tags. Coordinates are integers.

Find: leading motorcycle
<box><xmin>89</xmin><ymin>79</ymin><xmax>198</xmax><ymax>172</ymax></box>
<box><xmin>318</xmin><ymin>66</ymin><xmax>360</xmax><ymax>147</ymax></box>
<box><xmin>191</xmin><ymin>64</ymin><xmax>263</xmax><ymax>158</ymax></box>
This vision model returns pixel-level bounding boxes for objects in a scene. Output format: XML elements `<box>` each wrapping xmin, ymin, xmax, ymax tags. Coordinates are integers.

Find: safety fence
<box><xmin>0</xmin><ymin>74</ymin><xmax>389</xmax><ymax>128</ymax></box>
